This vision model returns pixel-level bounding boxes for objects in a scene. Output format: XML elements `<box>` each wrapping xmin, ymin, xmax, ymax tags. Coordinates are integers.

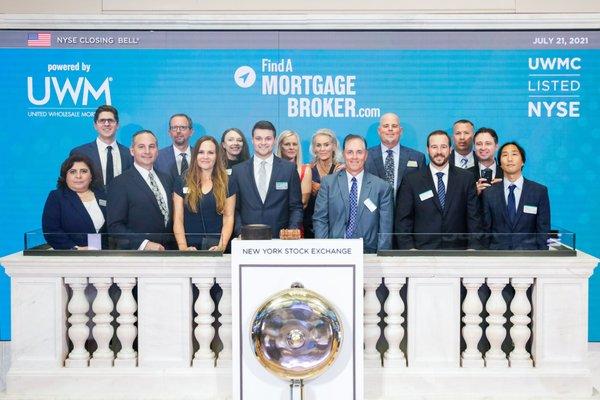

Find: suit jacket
<box><xmin>107</xmin><ymin>167</ymin><xmax>174</xmax><ymax>249</ymax></box>
<box><xmin>450</xmin><ymin>150</ymin><xmax>479</xmax><ymax>171</ymax></box>
<box><xmin>155</xmin><ymin>146</ymin><xmax>177</xmax><ymax>175</ymax></box>
<box><xmin>42</xmin><ymin>187</ymin><xmax>107</xmax><ymax>249</ymax></box>
<box><xmin>481</xmin><ymin>178</ymin><xmax>550</xmax><ymax>250</ymax></box>
<box><xmin>70</xmin><ymin>140</ymin><xmax>133</xmax><ymax>192</ymax></box>
<box><xmin>365</xmin><ymin>144</ymin><xmax>426</xmax><ymax>193</ymax></box>
<box><xmin>395</xmin><ymin>165</ymin><xmax>480</xmax><ymax>249</ymax></box>
<box><xmin>313</xmin><ymin>170</ymin><xmax>393</xmax><ymax>253</ymax></box>
<box><xmin>230</xmin><ymin>156</ymin><xmax>303</xmax><ymax>238</ymax></box>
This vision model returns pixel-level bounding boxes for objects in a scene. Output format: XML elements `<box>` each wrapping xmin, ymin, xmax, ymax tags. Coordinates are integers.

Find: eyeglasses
<box><xmin>97</xmin><ymin>118</ymin><xmax>117</xmax><ymax>125</ymax></box>
<box><xmin>169</xmin><ymin>125</ymin><xmax>190</xmax><ymax>132</ymax></box>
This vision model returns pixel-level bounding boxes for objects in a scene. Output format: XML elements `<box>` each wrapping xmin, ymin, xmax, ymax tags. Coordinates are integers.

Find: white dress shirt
<box><xmin>82</xmin><ymin>199</ymin><xmax>105</xmax><ymax>232</ymax></box>
<box><xmin>172</xmin><ymin>145</ymin><xmax>191</xmax><ymax>175</ymax></box>
<box><xmin>380</xmin><ymin>143</ymin><xmax>400</xmax><ymax>189</ymax></box>
<box><xmin>96</xmin><ymin>138</ymin><xmax>122</xmax><ymax>185</ymax></box>
<box><xmin>453</xmin><ymin>150</ymin><xmax>475</xmax><ymax>169</ymax></box>
<box><xmin>253</xmin><ymin>154</ymin><xmax>274</xmax><ymax>194</ymax></box>
<box><xmin>504</xmin><ymin>175</ymin><xmax>524</xmax><ymax>210</ymax></box>
<box><xmin>429</xmin><ymin>163</ymin><xmax>449</xmax><ymax>193</ymax></box>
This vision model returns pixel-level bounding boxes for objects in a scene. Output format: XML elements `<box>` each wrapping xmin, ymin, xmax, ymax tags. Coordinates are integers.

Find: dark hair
<box><xmin>94</xmin><ymin>105</ymin><xmax>119</xmax><ymax>123</ymax></box>
<box><xmin>474</xmin><ymin>127</ymin><xmax>499</xmax><ymax>144</ymax></box>
<box><xmin>131</xmin><ymin>129</ymin><xmax>157</xmax><ymax>145</ymax></box>
<box><xmin>343</xmin><ymin>134</ymin><xmax>367</xmax><ymax>150</ymax></box>
<box><xmin>57</xmin><ymin>154</ymin><xmax>99</xmax><ymax>190</ymax></box>
<box><xmin>453</xmin><ymin>119</ymin><xmax>474</xmax><ymax>129</ymax></box>
<box><xmin>169</xmin><ymin>113</ymin><xmax>193</xmax><ymax>129</ymax></box>
<box><xmin>427</xmin><ymin>130</ymin><xmax>451</xmax><ymax>147</ymax></box>
<box><xmin>220</xmin><ymin>127</ymin><xmax>250</xmax><ymax>162</ymax></box>
<box><xmin>498</xmin><ymin>141</ymin><xmax>526</xmax><ymax>167</ymax></box>
<box><xmin>251</xmin><ymin>120</ymin><xmax>276</xmax><ymax>137</ymax></box>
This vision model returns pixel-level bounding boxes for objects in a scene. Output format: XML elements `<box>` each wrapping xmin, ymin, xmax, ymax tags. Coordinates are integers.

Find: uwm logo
<box><xmin>27</xmin><ymin>77</ymin><xmax>112</xmax><ymax>106</ymax></box>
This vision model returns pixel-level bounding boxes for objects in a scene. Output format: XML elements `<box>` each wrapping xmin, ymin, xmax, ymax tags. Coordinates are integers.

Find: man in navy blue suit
<box><xmin>395</xmin><ymin>130</ymin><xmax>480</xmax><ymax>250</ymax></box>
<box><xmin>154</xmin><ymin>113</ymin><xmax>194</xmax><ymax>178</ymax></box>
<box><xmin>229</xmin><ymin>120</ymin><xmax>303</xmax><ymax>238</ymax></box>
<box><xmin>107</xmin><ymin>130</ymin><xmax>174</xmax><ymax>250</ymax></box>
<box><xmin>449</xmin><ymin>119</ymin><xmax>479</xmax><ymax>171</ymax></box>
<box><xmin>70</xmin><ymin>105</ymin><xmax>133</xmax><ymax>191</ymax></box>
<box><xmin>365</xmin><ymin>112</ymin><xmax>426</xmax><ymax>200</ymax></box>
<box><xmin>481</xmin><ymin>142</ymin><xmax>550</xmax><ymax>250</ymax></box>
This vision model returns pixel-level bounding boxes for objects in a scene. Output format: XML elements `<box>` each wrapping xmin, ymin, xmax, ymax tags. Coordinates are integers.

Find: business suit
<box><xmin>229</xmin><ymin>156</ymin><xmax>303</xmax><ymax>238</ymax></box>
<box><xmin>42</xmin><ymin>187</ymin><xmax>106</xmax><ymax>249</ymax></box>
<box><xmin>395</xmin><ymin>165</ymin><xmax>480</xmax><ymax>249</ymax></box>
<box><xmin>70</xmin><ymin>140</ymin><xmax>133</xmax><ymax>190</ymax></box>
<box><xmin>313</xmin><ymin>170</ymin><xmax>394</xmax><ymax>253</ymax></box>
<box><xmin>365</xmin><ymin>145</ymin><xmax>426</xmax><ymax>193</ymax></box>
<box><xmin>481</xmin><ymin>178</ymin><xmax>550</xmax><ymax>250</ymax></box>
<box><xmin>450</xmin><ymin>150</ymin><xmax>479</xmax><ymax>171</ymax></box>
<box><xmin>107</xmin><ymin>167</ymin><xmax>174</xmax><ymax>249</ymax></box>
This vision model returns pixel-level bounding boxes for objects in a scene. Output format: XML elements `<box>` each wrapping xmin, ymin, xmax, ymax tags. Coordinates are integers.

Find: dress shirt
<box><xmin>429</xmin><ymin>163</ymin><xmax>450</xmax><ymax>193</ymax></box>
<box><xmin>504</xmin><ymin>175</ymin><xmax>524</xmax><ymax>211</ymax></box>
<box><xmin>453</xmin><ymin>150</ymin><xmax>475</xmax><ymax>169</ymax></box>
<box><xmin>172</xmin><ymin>145</ymin><xmax>191</xmax><ymax>175</ymax></box>
<box><xmin>96</xmin><ymin>138</ymin><xmax>122</xmax><ymax>185</ymax></box>
<box><xmin>253</xmin><ymin>154</ymin><xmax>274</xmax><ymax>193</ymax></box>
<box><xmin>82</xmin><ymin>199</ymin><xmax>105</xmax><ymax>232</ymax></box>
<box><xmin>380</xmin><ymin>143</ymin><xmax>400</xmax><ymax>189</ymax></box>
<box><xmin>346</xmin><ymin>170</ymin><xmax>365</xmax><ymax>199</ymax></box>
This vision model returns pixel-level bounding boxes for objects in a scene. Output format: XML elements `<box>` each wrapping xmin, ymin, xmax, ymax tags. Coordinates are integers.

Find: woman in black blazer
<box><xmin>42</xmin><ymin>154</ymin><xmax>106</xmax><ymax>250</ymax></box>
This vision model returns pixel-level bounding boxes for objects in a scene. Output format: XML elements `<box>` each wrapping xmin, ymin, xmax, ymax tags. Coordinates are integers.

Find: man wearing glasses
<box><xmin>70</xmin><ymin>105</ymin><xmax>133</xmax><ymax>192</ymax></box>
<box><xmin>155</xmin><ymin>113</ymin><xmax>194</xmax><ymax>178</ymax></box>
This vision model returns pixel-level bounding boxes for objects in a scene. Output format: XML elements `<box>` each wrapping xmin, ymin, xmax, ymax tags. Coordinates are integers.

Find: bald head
<box><xmin>378</xmin><ymin>113</ymin><xmax>403</xmax><ymax>148</ymax></box>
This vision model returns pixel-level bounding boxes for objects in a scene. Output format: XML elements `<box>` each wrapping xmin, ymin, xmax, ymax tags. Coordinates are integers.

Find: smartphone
<box><xmin>481</xmin><ymin>169</ymin><xmax>493</xmax><ymax>183</ymax></box>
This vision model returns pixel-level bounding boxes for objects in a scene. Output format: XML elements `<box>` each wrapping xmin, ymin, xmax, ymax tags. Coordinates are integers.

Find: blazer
<box><xmin>365</xmin><ymin>144</ymin><xmax>426</xmax><ymax>193</ymax></box>
<box><xmin>229</xmin><ymin>156</ymin><xmax>303</xmax><ymax>238</ymax></box>
<box><xmin>450</xmin><ymin>150</ymin><xmax>479</xmax><ymax>171</ymax></box>
<box><xmin>155</xmin><ymin>146</ymin><xmax>177</xmax><ymax>175</ymax></box>
<box><xmin>70</xmin><ymin>140</ymin><xmax>133</xmax><ymax>191</ymax></box>
<box><xmin>481</xmin><ymin>178</ymin><xmax>550</xmax><ymax>250</ymax></box>
<box><xmin>41</xmin><ymin>187</ymin><xmax>107</xmax><ymax>250</ymax></box>
<box><xmin>395</xmin><ymin>165</ymin><xmax>480</xmax><ymax>250</ymax></box>
<box><xmin>313</xmin><ymin>170</ymin><xmax>394</xmax><ymax>253</ymax></box>
<box><xmin>106</xmin><ymin>167</ymin><xmax>174</xmax><ymax>250</ymax></box>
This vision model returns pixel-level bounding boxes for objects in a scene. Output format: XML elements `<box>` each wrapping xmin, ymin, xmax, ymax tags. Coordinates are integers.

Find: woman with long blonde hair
<box><xmin>173</xmin><ymin>136</ymin><xmax>235</xmax><ymax>251</ymax></box>
<box><xmin>276</xmin><ymin>130</ymin><xmax>312</xmax><ymax>208</ymax></box>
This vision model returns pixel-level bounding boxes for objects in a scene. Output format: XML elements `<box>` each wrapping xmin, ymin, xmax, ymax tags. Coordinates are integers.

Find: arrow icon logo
<box><xmin>234</xmin><ymin>66</ymin><xmax>256</xmax><ymax>88</ymax></box>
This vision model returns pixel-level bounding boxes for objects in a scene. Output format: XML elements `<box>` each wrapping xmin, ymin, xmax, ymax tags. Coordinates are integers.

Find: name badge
<box><xmin>98</xmin><ymin>199</ymin><xmax>107</xmax><ymax>207</ymax></box>
<box><xmin>276</xmin><ymin>181</ymin><xmax>288</xmax><ymax>190</ymax></box>
<box><xmin>419</xmin><ymin>190</ymin><xmax>434</xmax><ymax>201</ymax></box>
<box><xmin>183</xmin><ymin>187</ymin><xmax>189</xmax><ymax>194</ymax></box>
<box><xmin>226</xmin><ymin>168</ymin><xmax>232</xmax><ymax>175</ymax></box>
<box><xmin>364</xmin><ymin>198</ymin><xmax>377</xmax><ymax>212</ymax></box>
<box><xmin>407</xmin><ymin>160</ymin><xmax>418</xmax><ymax>168</ymax></box>
<box><xmin>523</xmin><ymin>205</ymin><xmax>538</xmax><ymax>215</ymax></box>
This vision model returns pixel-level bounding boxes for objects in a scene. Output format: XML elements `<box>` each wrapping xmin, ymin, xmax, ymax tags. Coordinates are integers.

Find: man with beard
<box><xmin>395</xmin><ymin>130</ymin><xmax>480</xmax><ymax>249</ymax></box>
<box><xmin>155</xmin><ymin>113</ymin><xmax>194</xmax><ymax>178</ymax></box>
<box><xmin>450</xmin><ymin>119</ymin><xmax>479</xmax><ymax>170</ymax></box>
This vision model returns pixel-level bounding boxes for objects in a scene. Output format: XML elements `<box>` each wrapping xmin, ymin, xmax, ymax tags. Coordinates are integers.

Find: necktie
<box><xmin>258</xmin><ymin>160</ymin><xmax>267</xmax><ymax>203</ymax></box>
<box><xmin>106</xmin><ymin>145</ymin><xmax>114</xmax><ymax>185</ymax></box>
<box><xmin>384</xmin><ymin>149</ymin><xmax>395</xmax><ymax>187</ymax></box>
<box><xmin>460</xmin><ymin>157</ymin><xmax>468</xmax><ymax>168</ymax></box>
<box><xmin>507</xmin><ymin>184</ymin><xmax>517</xmax><ymax>224</ymax></box>
<box><xmin>346</xmin><ymin>177</ymin><xmax>358</xmax><ymax>238</ymax></box>
<box><xmin>436</xmin><ymin>172</ymin><xmax>446</xmax><ymax>209</ymax></box>
<box><xmin>148</xmin><ymin>172</ymin><xmax>169</xmax><ymax>226</ymax></box>
<box><xmin>180</xmin><ymin>153</ymin><xmax>189</xmax><ymax>176</ymax></box>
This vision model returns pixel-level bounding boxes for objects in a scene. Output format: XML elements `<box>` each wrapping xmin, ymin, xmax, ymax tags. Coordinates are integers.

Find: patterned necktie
<box><xmin>106</xmin><ymin>145</ymin><xmax>114</xmax><ymax>185</ymax></box>
<box><xmin>258</xmin><ymin>160</ymin><xmax>267</xmax><ymax>203</ymax></box>
<box><xmin>148</xmin><ymin>171</ymin><xmax>169</xmax><ymax>226</ymax></box>
<box><xmin>507</xmin><ymin>184</ymin><xmax>517</xmax><ymax>224</ymax></box>
<box><xmin>384</xmin><ymin>149</ymin><xmax>395</xmax><ymax>187</ymax></box>
<box><xmin>436</xmin><ymin>172</ymin><xmax>446</xmax><ymax>209</ymax></box>
<box><xmin>346</xmin><ymin>177</ymin><xmax>358</xmax><ymax>238</ymax></box>
<box><xmin>180</xmin><ymin>153</ymin><xmax>189</xmax><ymax>176</ymax></box>
<box><xmin>460</xmin><ymin>157</ymin><xmax>468</xmax><ymax>169</ymax></box>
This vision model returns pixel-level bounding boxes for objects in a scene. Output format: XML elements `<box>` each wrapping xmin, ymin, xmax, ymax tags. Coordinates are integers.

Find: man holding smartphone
<box><xmin>468</xmin><ymin>127</ymin><xmax>503</xmax><ymax>195</ymax></box>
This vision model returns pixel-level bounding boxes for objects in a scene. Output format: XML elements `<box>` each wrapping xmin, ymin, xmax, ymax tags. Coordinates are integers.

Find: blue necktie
<box><xmin>507</xmin><ymin>184</ymin><xmax>517</xmax><ymax>224</ymax></box>
<box><xmin>384</xmin><ymin>149</ymin><xmax>395</xmax><ymax>187</ymax></box>
<box><xmin>346</xmin><ymin>177</ymin><xmax>358</xmax><ymax>238</ymax></box>
<box><xmin>436</xmin><ymin>172</ymin><xmax>446</xmax><ymax>209</ymax></box>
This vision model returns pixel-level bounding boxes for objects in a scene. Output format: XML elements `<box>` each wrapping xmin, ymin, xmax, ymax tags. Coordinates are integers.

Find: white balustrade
<box><xmin>383</xmin><ymin>277</ymin><xmax>406</xmax><ymax>368</ymax></box>
<box><xmin>64</xmin><ymin>277</ymin><xmax>90</xmax><ymax>368</ymax></box>
<box><xmin>89</xmin><ymin>277</ymin><xmax>115</xmax><ymax>367</ymax></box>
<box><xmin>217</xmin><ymin>277</ymin><xmax>232</xmax><ymax>367</ymax></box>
<box><xmin>484</xmin><ymin>277</ymin><xmax>509</xmax><ymax>367</ymax></box>
<box><xmin>509</xmin><ymin>277</ymin><xmax>534</xmax><ymax>367</ymax></box>
<box><xmin>461</xmin><ymin>278</ymin><xmax>485</xmax><ymax>368</ymax></box>
<box><xmin>192</xmin><ymin>277</ymin><xmax>216</xmax><ymax>367</ymax></box>
<box><xmin>114</xmin><ymin>277</ymin><xmax>138</xmax><ymax>367</ymax></box>
<box><xmin>363</xmin><ymin>277</ymin><xmax>381</xmax><ymax>367</ymax></box>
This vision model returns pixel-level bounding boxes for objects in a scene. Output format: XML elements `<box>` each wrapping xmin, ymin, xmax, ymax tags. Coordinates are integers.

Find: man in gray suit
<box><xmin>313</xmin><ymin>134</ymin><xmax>394</xmax><ymax>253</ymax></box>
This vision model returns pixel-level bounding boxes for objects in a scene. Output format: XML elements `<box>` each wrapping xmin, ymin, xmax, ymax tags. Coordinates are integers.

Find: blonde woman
<box><xmin>173</xmin><ymin>136</ymin><xmax>235</xmax><ymax>251</ymax></box>
<box><xmin>276</xmin><ymin>130</ymin><xmax>312</xmax><ymax>208</ymax></box>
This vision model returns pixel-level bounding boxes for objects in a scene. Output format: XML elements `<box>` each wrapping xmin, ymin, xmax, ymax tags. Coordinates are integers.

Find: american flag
<box><xmin>27</xmin><ymin>33</ymin><xmax>52</xmax><ymax>47</ymax></box>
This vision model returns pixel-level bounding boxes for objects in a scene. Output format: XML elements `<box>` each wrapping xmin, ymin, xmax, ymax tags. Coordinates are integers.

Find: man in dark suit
<box><xmin>365</xmin><ymin>112</ymin><xmax>426</xmax><ymax>199</ymax></box>
<box><xmin>107</xmin><ymin>130</ymin><xmax>174</xmax><ymax>250</ymax></box>
<box><xmin>313</xmin><ymin>134</ymin><xmax>394</xmax><ymax>253</ymax></box>
<box><xmin>229</xmin><ymin>120</ymin><xmax>303</xmax><ymax>238</ymax></box>
<box><xmin>70</xmin><ymin>105</ymin><xmax>133</xmax><ymax>191</ymax></box>
<box><xmin>467</xmin><ymin>127</ymin><xmax>504</xmax><ymax>196</ymax></box>
<box><xmin>449</xmin><ymin>119</ymin><xmax>479</xmax><ymax>171</ymax></box>
<box><xmin>154</xmin><ymin>113</ymin><xmax>194</xmax><ymax>178</ymax></box>
<box><xmin>481</xmin><ymin>142</ymin><xmax>550</xmax><ymax>250</ymax></box>
<box><xmin>395</xmin><ymin>130</ymin><xmax>480</xmax><ymax>250</ymax></box>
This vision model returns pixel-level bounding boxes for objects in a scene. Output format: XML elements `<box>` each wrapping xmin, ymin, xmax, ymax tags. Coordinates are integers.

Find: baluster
<box><xmin>90</xmin><ymin>277</ymin><xmax>115</xmax><ymax>367</ymax></box>
<box><xmin>364</xmin><ymin>277</ymin><xmax>381</xmax><ymax>367</ymax></box>
<box><xmin>484</xmin><ymin>278</ymin><xmax>509</xmax><ymax>367</ymax></box>
<box><xmin>509</xmin><ymin>278</ymin><xmax>533</xmax><ymax>367</ymax></box>
<box><xmin>383</xmin><ymin>277</ymin><xmax>406</xmax><ymax>368</ymax></box>
<box><xmin>216</xmin><ymin>277</ymin><xmax>231</xmax><ymax>367</ymax></box>
<box><xmin>461</xmin><ymin>278</ymin><xmax>484</xmax><ymax>368</ymax></box>
<box><xmin>193</xmin><ymin>278</ymin><xmax>216</xmax><ymax>367</ymax></box>
<box><xmin>65</xmin><ymin>278</ymin><xmax>90</xmax><ymax>367</ymax></box>
<box><xmin>114</xmin><ymin>277</ymin><xmax>137</xmax><ymax>367</ymax></box>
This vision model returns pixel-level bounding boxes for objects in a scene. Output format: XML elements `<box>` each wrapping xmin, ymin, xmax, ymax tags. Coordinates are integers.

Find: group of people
<box><xmin>41</xmin><ymin>105</ymin><xmax>550</xmax><ymax>253</ymax></box>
